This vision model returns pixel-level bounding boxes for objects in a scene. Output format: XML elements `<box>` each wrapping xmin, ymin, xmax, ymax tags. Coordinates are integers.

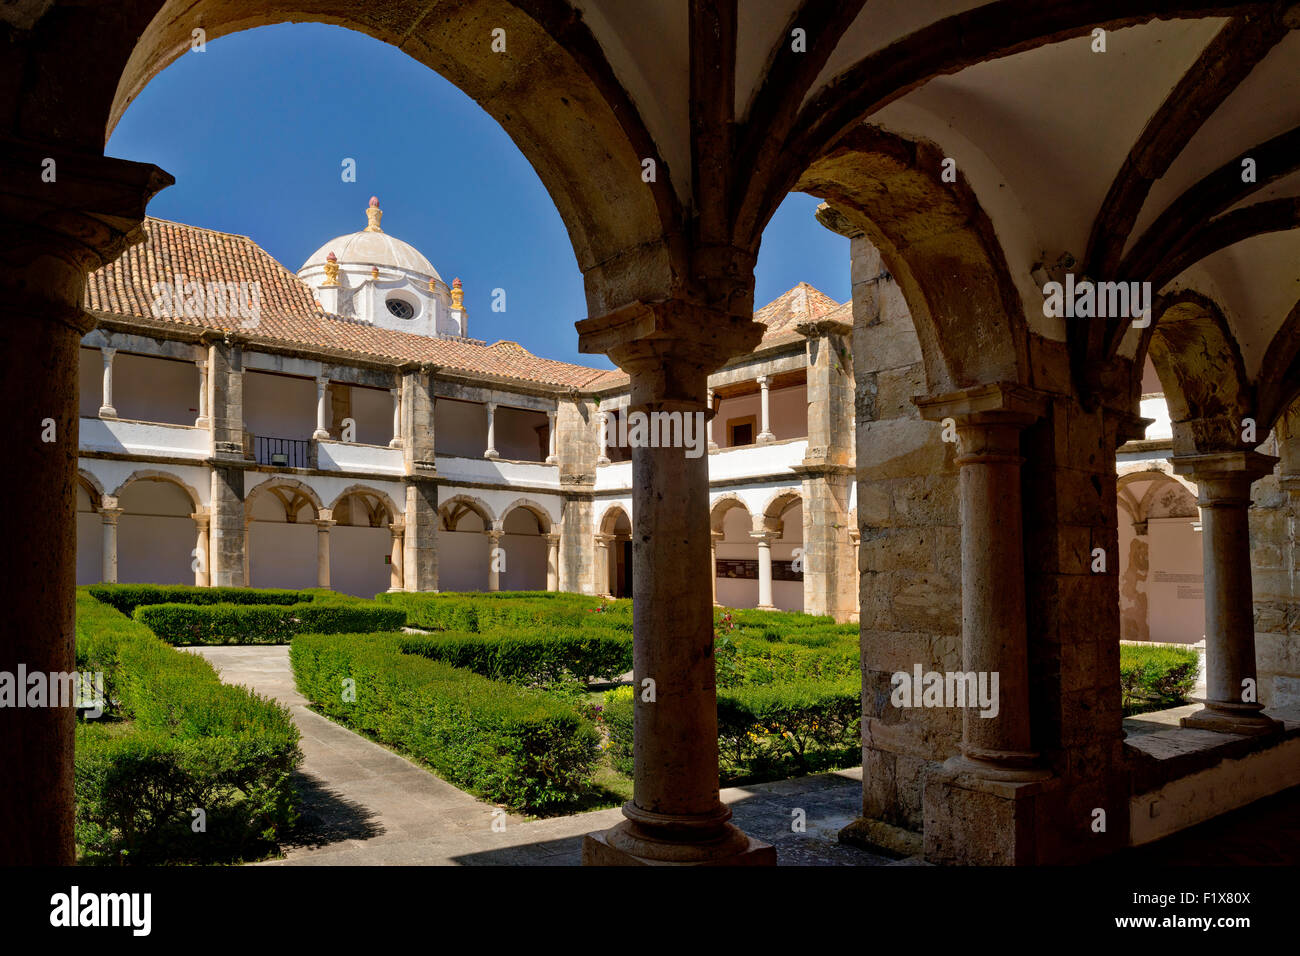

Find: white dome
<box><xmin>300</xmin><ymin>198</ymin><xmax>441</xmax><ymax>281</ymax></box>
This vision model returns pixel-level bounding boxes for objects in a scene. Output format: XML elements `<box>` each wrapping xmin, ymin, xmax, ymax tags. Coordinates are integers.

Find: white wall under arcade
<box><xmin>117</xmin><ymin>478</ymin><xmax>198</xmax><ymax>585</ymax></box>
<box><xmin>713</xmin><ymin>497</ymin><xmax>804</xmax><ymax>612</ymax></box>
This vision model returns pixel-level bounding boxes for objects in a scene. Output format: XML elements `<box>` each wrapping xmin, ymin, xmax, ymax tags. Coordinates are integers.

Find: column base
<box><xmin>1180</xmin><ymin>705</ymin><xmax>1283</xmax><ymax>737</ymax></box>
<box><xmin>98</xmin><ymin>407</ymin><xmax>117</xmax><ymax>419</ymax></box>
<box><xmin>756</xmin><ymin>604</ymin><xmax>777</xmax><ymax>612</ymax></box>
<box><xmin>582</xmin><ymin>819</ymin><xmax>775</xmax><ymax>866</ymax></box>
<box><xmin>757</xmin><ymin>432</ymin><xmax>775</xmax><ymax>444</ymax></box>
<box><xmin>597</xmin><ymin>456</ymin><xmax>610</xmax><ymax>465</ymax></box>
<box><xmin>923</xmin><ymin>758</ymin><xmax>1060</xmax><ymax>865</ymax></box>
<box><xmin>948</xmin><ymin>750</ymin><xmax>1053</xmax><ymax>783</ymax></box>
<box><xmin>545</xmin><ymin>455</ymin><xmax>557</xmax><ymax>464</ymax></box>
<box><xmin>312</xmin><ymin>429</ymin><xmax>329</xmax><ymax>440</ymax></box>
<box><xmin>484</xmin><ymin>450</ymin><xmax>500</xmax><ymax>460</ymax></box>
<box><xmin>389</xmin><ymin>439</ymin><xmax>403</xmax><ymax>449</ymax></box>
<box><xmin>194</xmin><ymin>416</ymin><xmax>211</xmax><ymax>429</ymax></box>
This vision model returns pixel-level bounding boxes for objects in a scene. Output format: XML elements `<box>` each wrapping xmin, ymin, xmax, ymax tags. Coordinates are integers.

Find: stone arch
<box><xmin>709</xmin><ymin>493</ymin><xmax>751</xmax><ymax>535</ymax></box>
<box><xmin>1117</xmin><ymin>468</ymin><xmax>1199</xmax><ymax>513</ymax></box>
<box><xmin>792</xmin><ymin>125</ymin><xmax>1029</xmax><ymax>395</ymax></box>
<box><xmin>111</xmin><ymin>469</ymin><xmax>202</xmax><ymax>513</ymax></box>
<box><xmin>439</xmin><ymin>494</ymin><xmax>495</xmax><ymax>532</ymax></box>
<box><xmin>40</xmin><ymin>0</ymin><xmax>686</xmax><ymax>314</ymax></box>
<box><xmin>327</xmin><ymin>484</ymin><xmax>401</xmax><ymax>528</ymax></box>
<box><xmin>760</xmin><ymin>489</ymin><xmax>802</xmax><ymax>534</ymax></box>
<box><xmin>77</xmin><ymin>470</ymin><xmax>106</xmax><ymax>512</ymax></box>
<box><xmin>1142</xmin><ymin>291</ymin><xmax>1253</xmax><ymax>455</ymax></box>
<box><xmin>498</xmin><ymin>497</ymin><xmax>554</xmax><ymax>535</ymax></box>
<box><xmin>245</xmin><ymin>477</ymin><xmax>323</xmax><ymax>523</ymax></box>
<box><xmin>597</xmin><ymin>503</ymin><xmax>631</xmax><ymax>536</ymax></box>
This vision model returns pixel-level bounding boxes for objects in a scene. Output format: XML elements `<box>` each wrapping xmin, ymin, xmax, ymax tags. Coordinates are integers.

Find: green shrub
<box><xmin>291</xmin><ymin>632</ymin><xmax>600</xmax><ymax>812</ymax></box>
<box><xmin>73</xmin><ymin>590</ymin><xmax>301</xmax><ymax>864</ymax></box>
<box><xmin>714</xmin><ymin>634</ymin><xmax>859</xmax><ymax>689</ymax></box>
<box><xmin>1120</xmin><ymin>644</ymin><xmax>1200</xmax><ymax>714</ymax></box>
<box><xmin>375</xmin><ymin>591</ymin><xmax>617</xmax><ymax>633</ymax></box>
<box><xmin>603</xmin><ymin>678</ymin><xmax>859</xmax><ymax>785</ymax></box>
<box><xmin>398</xmin><ymin>629</ymin><xmax>631</xmax><ymax>683</ymax></box>
<box><xmin>132</xmin><ymin>601</ymin><xmax>406</xmax><ymax>645</ymax></box>
<box><xmin>88</xmin><ymin>583</ymin><xmax>314</xmax><ymax>616</ymax></box>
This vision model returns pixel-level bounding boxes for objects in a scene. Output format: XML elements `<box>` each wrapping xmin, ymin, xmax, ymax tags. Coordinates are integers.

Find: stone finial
<box><xmin>370</xmin><ymin>266</ymin><xmax>380</xmax><ymax>280</ymax></box>
<box><xmin>450</xmin><ymin>277</ymin><xmax>464</xmax><ymax>312</ymax></box>
<box><xmin>365</xmin><ymin>196</ymin><xmax>383</xmax><ymax>233</ymax></box>
<box><xmin>322</xmin><ymin>251</ymin><xmax>339</xmax><ymax>286</ymax></box>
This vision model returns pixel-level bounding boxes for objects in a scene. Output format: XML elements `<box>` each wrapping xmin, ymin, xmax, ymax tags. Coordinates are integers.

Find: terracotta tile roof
<box><xmin>86</xmin><ymin>219</ymin><xmax>842</xmax><ymax>392</ymax></box>
<box><xmin>85</xmin><ymin>218</ymin><xmax>610</xmax><ymax>389</ymax></box>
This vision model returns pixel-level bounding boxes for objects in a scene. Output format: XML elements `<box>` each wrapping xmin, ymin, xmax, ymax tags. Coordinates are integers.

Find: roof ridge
<box><xmin>145</xmin><ymin>216</ymin><xmax>255</xmax><ymax>242</ymax></box>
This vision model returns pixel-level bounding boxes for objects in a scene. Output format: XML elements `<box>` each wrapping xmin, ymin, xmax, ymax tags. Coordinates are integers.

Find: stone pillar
<box><xmin>100</xmin><ymin>507</ymin><xmax>122</xmax><ymax>584</ymax></box>
<box><xmin>195</xmin><ymin>359</ymin><xmax>210</xmax><ymax>428</ymax></box>
<box><xmin>594</xmin><ymin>533</ymin><xmax>613</xmax><ymax>596</ymax></box>
<box><xmin>486</xmin><ymin>528</ymin><xmax>503</xmax><ymax>591</ymax></box>
<box><xmin>752</xmin><ymin>530</ymin><xmax>777</xmax><ymax>610</ymax></box>
<box><xmin>98</xmin><ymin>347</ymin><xmax>117</xmax><ymax>418</ymax></box>
<box><xmin>315</xmin><ymin>513</ymin><xmax>335</xmax><ymax>589</ymax></box>
<box><xmin>1174</xmin><ymin>450</ymin><xmax>1281</xmax><ymax>735</ymax></box>
<box><xmin>210</xmin><ymin>466</ymin><xmax>247</xmax><ymax>587</ymax></box>
<box><xmin>711</xmin><ymin>530</ymin><xmax>723</xmax><ymax>604</ymax></box>
<box><xmin>388</xmin><ymin>522</ymin><xmax>405</xmax><ymax>591</ymax></box>
<box><xmin>0</xmin><ymin>142</ymin><xmax>170</xmax><ymax>864</ymax></box>
<box><xmin>388</xmin><ymin>386</ymin><xmax>402</xmax><ymax>448</ymax></box>
<box><xmin>312</xmin><ymin>375</ymin><xmax>331</xmax><ymax>440</ymax></box>
<box><xmin>206</xmin><ymin>335</ymin><xmax>245</xmax><ymax>458</ymax></box>
<box><xmin>917</xmin><ymin>383</ymin><xmax>1050</xmax><ymax>780</ymax></box>
<box><xmin>545</xmin><ymin>532</ymin><xmax>561</xmax><ymax>590</ymax></box>
<box><xmin>484</xmin><ymin>402</ymin><xmax>499</xmax><ymax>459</ymax></box>
<box><xmin>706</xmin><ymin>389</ymin><xmax>718</xmax><ymax>452</ymax></box>
<box><xmin>401</xmin><ymin>363</ymin><xmax>438</xmax><ymax>591</ymax></box>
<box><xmin>597</xmin><ymin>411</ymin><xmax>611</xmax><ymax>465</ymax></box>
<box><xmin>756</xmin><ymin>375</ymin><xmax>775</xmax><ymax>443</ymax></box>
<box><xmin>192</xmin><ymin>512</ymin><xmax>211</xmax><ymax>587</ymax></box>
<box><xmin>546</xmin><ymin>410</ymin><xmax>558</xmax><ymax>464</ymax></box>
<box><xmin>577</xmin><ymin>297</ymin><xmax>772</xmax><ymax>866</ymax></box>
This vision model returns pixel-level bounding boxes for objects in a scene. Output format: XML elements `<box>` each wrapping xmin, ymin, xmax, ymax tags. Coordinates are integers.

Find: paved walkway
<box><xmin>191</xmin><ymin>646</ymin><xmax>891</xmax><ymax>866</ymax></box>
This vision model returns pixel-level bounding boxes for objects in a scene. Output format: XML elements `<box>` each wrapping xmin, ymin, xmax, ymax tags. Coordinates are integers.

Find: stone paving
<box><xmin>190</xmin><ymin>645</ymin><xmax>893</xmax><ymax>866</ymax></box>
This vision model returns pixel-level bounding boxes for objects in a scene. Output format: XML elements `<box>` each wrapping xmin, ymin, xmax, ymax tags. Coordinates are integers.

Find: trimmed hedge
<box><xmin>375</xmin><ymin>592</ymin><xmax>610</xmax><ymax>633</ymax></box>
<box><xmin>88</xmin><ymin>583</ymin><xmax>315</xmax><ymax>616</ymax></box>
<box><xmin>604</xmin><ymin>677</ymin><xmax>860</xmax><ymax>783</ymax></box>
<box><xmin>291</xmin><ymin>632</ymin><xmax>601</xmax><ymax>812</ymax></box>
<box><xmin>715</xmin><ymin>634</ymin><xmax>859</xmax><ymax>689</ymax></box>
<box><xmin>1120</xmin><ymin>643</ymin><xmax>1200</xmax><ymax>715</ymax></box>
<box><xmin>133</xmin><ymin>601</ymin><xmax>406</xmax><ymax>645</ymax></box>
<box><xmin>397</xmin><ymin>629</ymin><xmax>631</xmax><ymax>683</ymax></box>
<box><xmin>74</xmin><ymin>591</ymin><xmax>301</xmax><ymax>864</ymax></box>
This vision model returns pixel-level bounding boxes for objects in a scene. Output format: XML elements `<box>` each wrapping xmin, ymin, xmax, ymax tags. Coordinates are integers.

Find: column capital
<box><xmin>914</xmin><ymin>382</ymin><xmax>1049</xmax><ymax>426</ymax></box>
<box><xmin>314</xmin><ymin>518</ymin><xmax>336</xmax><ymax>529</ymax></box>
<box><xmin>315</xmin><ymin>374</ymin><xmax>331</xmax><ymax>387</ymax></box>
<box><xmin>544</xmin><ymin>532</ymin><xmax>562</xmax><ymax>545</ymax></box>
<box><xmin>190</xmin><ymin>512</ymin><xmax>210</xmax><ymax>529</ymax></box>
<box><xmin>749</xmin><ymin>530</ymin><xmax>778</xmax><ymax>545</ymax></box>
<box><xmin>576</xmin><ymin>299</ymin><xmax>765</xmax><ymax>382</ymax></box>
<box><xmin>756</xmin><ymin>374</ymin><xmax>770</xmax><ymax>388</ymax></box>
<box><xmin>100</xmin><ymin>346</ymin><xmax>117</xmax><ymax>359</ymax></box>
<box><xmin>99</xmin><ymin>507</ymin><xmax>123</xmax><ymax>524</ymax></box>
<box><xmin>1172</xmin><ymin>450</ymin><xmax>1278</xmax><ymax>488</ymax></box>
<box><xmin>795</xmin><ymin>317</ymin><xmax>852</xmax><ymax>339</ymax></box>
<box><xmin>485</xmin><ymin>528</ymin><xmax>503</xmax><ymax>541</ymax></box>
<box><xmin>389</xmin><ymin>521</ymin><xmax>405</xmax><ymax>535</ymax></box>
<box><xmin>594</xmin><ymin>533</ymin><xmax>615</xmax><ymax>545</ymax></box>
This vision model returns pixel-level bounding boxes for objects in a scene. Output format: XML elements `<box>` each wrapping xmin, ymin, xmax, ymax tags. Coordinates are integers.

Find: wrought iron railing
<box><xmin>253</xmin><ymin>435</ymin><xmax>311</xmax><ymax>469</ymax></box>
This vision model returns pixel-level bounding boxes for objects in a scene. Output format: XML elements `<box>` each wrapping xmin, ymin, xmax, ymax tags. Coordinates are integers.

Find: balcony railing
<box><xmin>252</xmin><ymin>435</ymin><xmax>312</xmax><ymax>469</ymax></box>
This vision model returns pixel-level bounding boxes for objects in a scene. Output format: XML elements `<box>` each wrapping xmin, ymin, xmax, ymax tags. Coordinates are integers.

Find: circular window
<box><xmin>386</xmin><ymin>297</ymin><xmax>415</xmax><ymax>319</ymax></box>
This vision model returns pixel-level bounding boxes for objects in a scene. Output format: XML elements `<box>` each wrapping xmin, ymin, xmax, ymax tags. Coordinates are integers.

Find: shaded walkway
<box><xmin>192</xmin><ymin>646</ymin><xmax>889</xmax><ymax>865</ymax></box>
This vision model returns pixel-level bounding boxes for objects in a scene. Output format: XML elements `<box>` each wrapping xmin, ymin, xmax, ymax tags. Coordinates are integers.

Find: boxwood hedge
<box><xmin>88</xmin><ymin>583</ymin><xmax>316</xmax><ymax>616</ymax></box>
<box><xmin>74</xmin><ymin>590</ymin><xmax>301</xmax><ymax>864</ymax></box>
<box><xmin>397</xmin><ymin>629</ymin><xmax>631</xmax><ymax>683</ymax></box>
<box><xmin>291</xmin><ymin>632</ymin><xmax>601</xmax><ymax>812</ymax></box>
<box><xmin>132</xmin><ymin>601</ymin><xmax>406</xmax><ymax>645</ymax></box>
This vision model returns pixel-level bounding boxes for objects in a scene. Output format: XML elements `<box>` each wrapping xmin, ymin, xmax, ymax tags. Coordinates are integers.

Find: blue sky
<box><xmin>107</xmin><ymin>23</ymin><xmax>848</xmax><ymax>369</ymax></box>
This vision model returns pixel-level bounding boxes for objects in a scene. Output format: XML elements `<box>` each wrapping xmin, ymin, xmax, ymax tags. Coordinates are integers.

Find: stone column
<box><xmin>312</xmin><ymin>375</ymin><xmax>331</xmax><ymax>440</ymax></box>
<box><xmin>100</xmin><ymin>507</ymin><xmax>122</xmax><ymax>584</ymax></box>
<box><xmin>485</xmin><ymin>402</ymin><xmax>499</xmax><ymax>459</ymax></box>
<box><xmin>576</xmin><ymin>297</ymin><xmax>772</xmax><ymax>865</ymax></box>
<box><xmin>315</xmin><ymin>513</ymin><xmax>335</xmax><ymax>589</ymax></box>
<box><xmin>711</xmin><ymin>529</ymin><xmax>723</xmax><ymax>604</ymax></box>
<box><xmin>545</xmin><ymin>532</ymin><xmax>561</xmax><ymax>590</ymax></box>
<box><xmin>706</xmin><ymin>389</ymin><xmax>718</xmax><ymax>452</ymax></box>
<box><xmin>98</xmin><ymin>347</ymin><xmax>117</xmax><ymax>418</ymax></box>
<box><xmin>388</xmin><ymin>522</ymin><xmax>405</xmax><ymax>591</ymax></box>
<box><xmin>751</xmin><ymin>530</ymin><xmax>777</xmax><ymax>610</ymax></box>
<box><xmin>546</xmin><ymin>410</ymin><xmax>558</xmax><ymax>464</ymax></box>
<box><xmin>388</xmin><ymin>386</ymin><xmax>402</xmax><ymax>448</ymax></box>
<box><xmin>597</xmin><ymin>411</ymin><xmax>610</xmax><ymax>465</ymax></box>
<box><xmin>486</xmin><ymin>528</ymin><xmax>503</xmax><ymax>591</ymax></box>
<box><xmin>1174</xmin><ymin>451</ymin><xmax>1281</xmax><ymax>735</ymax></box>
<box><xmin>917</xmin><ymin>384</ymin><xmax>1050</xmax><ymax>781</ymax></box>
<box><xmin>401</xmin><ymin>363</ymin><xmax>438</xmax><ymax>592</ymax></box>
<box><xmin>195</xmin><ymin>359</ymin><xmax>210</xmax><ymax>428</ymax></box>
<box><xmin>0</xmin><ymin>143</ymin><xmax>170</xmax><ymax>864</ymax></box>
<box><xmin>756</xmin><ymin>375</ymin><xmax>775</xmax><ymax>443</ymax></box>
<box><xmin>594</xmin><ymin>533</ymin><xmax>613</xmax><ymax>596</ymax></box>
<box><xmin>192</xmin><ymin>512</ymin><xmax>210</xmax><ymax>587</ymax></box>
